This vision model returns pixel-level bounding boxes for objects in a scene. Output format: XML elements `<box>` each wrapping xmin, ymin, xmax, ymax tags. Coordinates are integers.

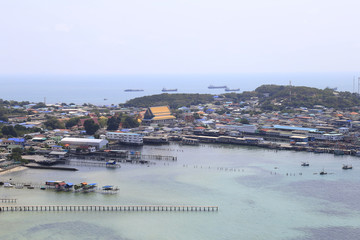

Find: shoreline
<box><xmin>0</xmin><ymin>166</ymin><xmax>27</xmax><ymax>176</ymax></box>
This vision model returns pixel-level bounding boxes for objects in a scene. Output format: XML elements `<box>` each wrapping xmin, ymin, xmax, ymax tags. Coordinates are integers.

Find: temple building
<box><xmin>142</xmin><ymin>106</ymin><xmax>176</xmax><ymax>124</ymax></box>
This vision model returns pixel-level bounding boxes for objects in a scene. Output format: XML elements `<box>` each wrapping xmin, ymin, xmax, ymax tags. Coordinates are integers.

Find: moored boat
<box><xmin>301</xmin><ymin>162</ymin><xmax>309</xmax><ymax>166</ymax></box>
<box><xmin>342</xmin><ymin>164</ymin><xmax>353</xmax><ymax>170</ymax></box>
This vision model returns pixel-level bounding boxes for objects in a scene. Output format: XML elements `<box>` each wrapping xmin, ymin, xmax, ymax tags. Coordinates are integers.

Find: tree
<box><xmin>44</xmin><ymin>117</ymin><xmax>65</xmax><ymax>130</ymax></box>
<box><xmin>65</xmin><ymin>117</ymin><xmax>80</xmax><ymax>129</ymax></box>
<box><xmin>98</xmin><ymin>116</ymin><xmax>108</xmax><ymax>128</ymax></box>
<box><xmin>1</xmin><ymin>126</ymin><xmax>18</xmax><ymax>137</ymax></box>
<box><xmin>84</xmin><ymin>119</ymin><xmax>99</xmax><ymax>135</ymax></box>
<box><xmin>8</xmin><ymin>147</ymin><xmax>27</xmax><ymax>163</ymax></box>
<box><xmin>240</xmin><ymin>118</ymin><xmax>249</xmax><ymax>124</ymax></box>
<box><xmin>122</xmin><ymin>116</ymin><xmax>140</xmax><ymax>128</ymax></box>
<box><xmin>107</xmin><ymin>116</ymin><xmax>121</xmax><ymax>130</ymax></box>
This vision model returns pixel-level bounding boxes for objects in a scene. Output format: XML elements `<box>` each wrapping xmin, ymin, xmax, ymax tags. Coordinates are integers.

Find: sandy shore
<box><xmin>0</xmin><ymin>166</ymin><xmax>27</xmax><ymax>176</ymax></box>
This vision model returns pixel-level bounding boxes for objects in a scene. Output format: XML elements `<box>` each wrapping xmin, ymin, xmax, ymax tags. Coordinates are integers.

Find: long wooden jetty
<box><xmin>0</xmin><ymin>205</ymin><xmax>218</xmax><ymax>212</ymax></box>
<box><xmin>0</xmin><ymin>198</ymin><xmax>17</xmax><ymax>203</ymax></box>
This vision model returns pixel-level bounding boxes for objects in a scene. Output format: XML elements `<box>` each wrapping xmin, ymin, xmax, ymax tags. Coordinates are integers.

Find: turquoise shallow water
<box><xmin>1</xmin><ymin>144</ymin><xmax>360</xmax><ymax>240</ymax></box>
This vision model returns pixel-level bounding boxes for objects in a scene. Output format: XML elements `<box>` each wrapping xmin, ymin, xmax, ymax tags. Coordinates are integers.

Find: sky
<box><xmin>0</xmin><ymin>0</ymin><xmax>359</xmax><ymax>75</ymax></box>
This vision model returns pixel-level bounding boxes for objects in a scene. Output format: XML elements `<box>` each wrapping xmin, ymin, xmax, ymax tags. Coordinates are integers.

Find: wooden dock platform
<box><xmin>0</xmin><ymin>205</ymin><xmax>218</xmax><ymax>212</ymax></box>
<box><xmin>0</xmin><ymin>198</ymin><xmax>17</xmax><ymax>203</ymax></box>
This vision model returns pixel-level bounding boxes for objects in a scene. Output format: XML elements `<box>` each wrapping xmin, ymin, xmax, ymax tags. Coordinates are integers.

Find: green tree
<box><xmin>107</xmin><ymin>116</ymin><xmax>121</xmax><ymax>130</ymax></box>
<box><xmin>65</xmin><ymin>117</ymin><xmax>80</xmax><ymax>128</ymax></box>
<box><xmin>1</xmin><ymin>126</ymin><xmax>18</xmax><ymax>137</ymax></box>
<box><xmin>122</xmin><ymin>116</ymin><xmax>140</xmax><ymax>128</ymax></box>
<box><xmin>240</xmin><ymin>118</ymin><xmax>249</xmax><ymax>124</ymax></box>
<box><xmin>8</xmin><ymin>147</ymin><xmax>27</xmax><ymax>163</ymax></box>
<box><xmin>44</xmin><ymin>117</ymin><xmax>65</xmax><ymax>130</ymax></box>
<box><xmin>84</xmin><ymin>119</ymin><xmax>99</xmax><ymax>135</ymax></box>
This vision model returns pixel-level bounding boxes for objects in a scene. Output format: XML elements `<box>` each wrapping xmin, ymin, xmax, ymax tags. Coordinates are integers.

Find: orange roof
<box><xmin>336</xmin><ymin>114</ymin><xmax>343</xmax><ymax>117</ymax></box>
<box><xmin>150</xmin><ymin>106</ymin><xmax>171</xmax><ymax>115</ymax></box>
<box><xmin>152</xmin><ymin>116</ymin><xmax>176</xmax><ymax>120</ymax></box>
<box><xmin>350</xmin><ymin>112</ymin><xmax>358</xmax><ymax>115</ymax></box>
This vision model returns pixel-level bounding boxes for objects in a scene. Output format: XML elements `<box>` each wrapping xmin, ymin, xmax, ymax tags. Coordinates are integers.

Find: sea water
<box><xmin>1</xmin><ymin>144</ymin><xmax>360</xmax><ymax>240</ymax></box>
<box><xmin>0</xmin><ymin>72</ymin><xmax>357</xmax><ymax>105</ymax></box>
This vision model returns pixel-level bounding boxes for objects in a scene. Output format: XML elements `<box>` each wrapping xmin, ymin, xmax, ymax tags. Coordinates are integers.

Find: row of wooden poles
<box><xmin>0</xmin><ymin>205</ymin><xmax>218</xmax><ymax>212</ymax></box>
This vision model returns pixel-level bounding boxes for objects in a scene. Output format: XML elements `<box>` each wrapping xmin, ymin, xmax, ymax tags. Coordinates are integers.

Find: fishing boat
<box><xmin>83</xmin><ymin>183</ymin><xmax>97</xmax><ymax>193</ymax></box>
<box><xmin>4</xmin><ymin>183</ymin><xmax>14</xmax><ymax>188</ymax></box>
<box><xmin>64</xmin><ymin>183</ymin><xmax>74</xmax><ymax>191</ymax></box>
<box><xmin>162</xmin><ymin>88</ymin><xmax>177</xmax><ymax>92</ymax></box>
<box><xmin>342</xmin><ymin>164</ymin><xmax>353</xmax><ymax>170</ymax></box>
<box><xmin>301</xmin><ymin>162</ymin><xmax>310</xmax><ymax>166</ymax></box>
<box><xmin>319</xmin><ymin>169</ymin><xmax>327</xmax><ymax>175</ymax></box>
<box><xmin>208</xmin><ymin>85</ymin><xmax>227</xmax><ymax>89</ymax></box>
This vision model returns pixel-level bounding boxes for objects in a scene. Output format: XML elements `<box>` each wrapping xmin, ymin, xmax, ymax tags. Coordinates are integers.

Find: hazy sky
<box><xmin>0</xmin><ymin>0</ymin><xmax>359</xmax><ymax>75</ymax></box>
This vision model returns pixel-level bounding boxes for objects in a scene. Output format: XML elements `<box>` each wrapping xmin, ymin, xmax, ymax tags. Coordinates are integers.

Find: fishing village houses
<box><xmin>2</xmin><ymin>96</ymin><xmax>360</xmax><ymax>172</ymax></box>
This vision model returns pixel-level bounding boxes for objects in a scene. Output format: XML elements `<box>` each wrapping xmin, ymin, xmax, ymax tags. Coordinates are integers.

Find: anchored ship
<box><xmin>124</xmin><ymin>89</ymin><xmax>144</xmax><ymax>92</ymax></box>
<box><xmin>162</xmin><ymin>88</ymin><xmax>178</xmax><ymax>92</ymax></box>
<box><xmin>208</xmin><ymin>85</ymin><xmax>227</xmax><ymax>89</ymax></box>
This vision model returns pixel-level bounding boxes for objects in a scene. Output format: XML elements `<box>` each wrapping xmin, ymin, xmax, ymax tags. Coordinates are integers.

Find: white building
<box><xmin>106</xmin><ymin>132</ymin><xmax>143</xmax><ymax>145</ymax></box>
<box><xmin>60</xmin><ymin>137</ymin><xmax>108</xmax><ymax>150</ymax></box>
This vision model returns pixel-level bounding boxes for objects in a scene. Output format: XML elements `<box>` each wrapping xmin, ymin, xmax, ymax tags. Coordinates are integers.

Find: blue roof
<box><xmin>88</xmin><ymin>183</ymin><xmax>97</xmax><ymax>186</ymax></box>
<box><xmin>273</xmin><ymin>125</ymin><xmax>318</xmax><ymax>132</ymax></box>
<box><xmin>8</xmin><ymin>138</ymin><xmax>25</xmax><ymax>142</ymax></box>
<box><xmin>102</xmin><ymin>185</ymin><xmax>113</xmax><ymax>188</ymax></box>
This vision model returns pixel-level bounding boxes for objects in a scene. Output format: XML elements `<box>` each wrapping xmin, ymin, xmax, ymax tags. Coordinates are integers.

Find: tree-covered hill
<box><xmin>224</xmin><ymin>85</ymin><xmax>360</xmax><ymax>110</ymax></box>
<box><xmin>123</xmin><ymin>93</ymin><xmax>215</xmax><ymax>108</ymax></box>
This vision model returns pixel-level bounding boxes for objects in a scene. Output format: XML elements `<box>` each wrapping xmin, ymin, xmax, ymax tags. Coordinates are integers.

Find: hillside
<box><xmin>224</xmin><ymin>85</ymin><xmax>360</xmax><ymax>110</ymax></box>
<box><xmin>123</xmin><ymin>93</ymin><xmax>215</xmax><ymax>108</ymax></box>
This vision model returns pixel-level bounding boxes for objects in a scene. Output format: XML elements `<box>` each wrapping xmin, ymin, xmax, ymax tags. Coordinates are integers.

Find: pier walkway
<box><xmin>0</xmin><ymin>205</ymin><xmax>218</xmax><ymax>212</ymax></box>
<box><xmin>0</xmin><ymin>198</ymin><xmax>17</xmax><ymax>203</ymax></box>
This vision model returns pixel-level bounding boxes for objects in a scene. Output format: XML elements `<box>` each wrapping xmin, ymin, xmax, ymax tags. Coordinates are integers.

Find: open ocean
<box><xmin>0</xmin><ymin>72</ymin><xmax>358</xmax><ymax>105</ymax></box>
<box><xmin>1</xmin><ymin>144</ymin><xmax>360</xmax><ymax>240</ymax></box>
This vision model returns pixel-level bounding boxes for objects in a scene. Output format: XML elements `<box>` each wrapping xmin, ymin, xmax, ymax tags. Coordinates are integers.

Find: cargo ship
<box><xmin>124</xmin><ymin>89</ymin><xmax>144</xmax><ymax>92</ymax></box>
<box><xmin>208</xmin><ymin>85</ymin><xmax>227</xmax><ymax>89</ymax></box>
<box><xmin>162</xmin><ymin>88</ymin><xmax>178</xmax><ymax>92</ymax></box>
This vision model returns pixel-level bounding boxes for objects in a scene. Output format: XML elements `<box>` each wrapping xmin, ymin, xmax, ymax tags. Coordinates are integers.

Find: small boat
<box><xmin>301</xmin><ymin>162</ymin><xmax>310</xmax><ymax>167</ymax></box>
<box><xmin>40</xmin><ymin>186</ymin><xmax>46</xmax><ymax>190</ymax></box>
<box><xmin>342</xmin><ymin>164</ymin><xmax>353</xmax><ymax>170</ymax></box>
<box><xmin>83</xmin><ymin>183</ymin><xmax>97</xmax><ymax>192</ymax></box>
<box><xmin>27</xmin><ymin>186</ymin><xmax>35</xmax><ymax>189</ymax></box>
<box><xmin>102</xmin><ymin>185</ymin><xmax>114</xmax><ymax>191</ymax></box>
<box><xmin>3</xmin><ymin>183</ymin><xmax>14</xmax><ymax>188</ymax></box>
<box><xmin>319</xmin><ymin>169</ymin><xmax>327</xmax><ymax>175</ymax></box>
<box><xmin>162</xmin><ymin>88</ymin><xmax>177</xmax><ymax>92</ymax></box>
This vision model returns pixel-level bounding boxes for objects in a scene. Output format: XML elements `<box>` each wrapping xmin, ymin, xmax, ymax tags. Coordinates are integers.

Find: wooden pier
<box><xmin>0</xmin><ymin>198</ymin><xmax>17</xmax><ymax>203</ymax></box>
<box><xmin>0</xmin><ymin>205</ymin><xmax>218</xmax><ymax>212</ymax></box>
